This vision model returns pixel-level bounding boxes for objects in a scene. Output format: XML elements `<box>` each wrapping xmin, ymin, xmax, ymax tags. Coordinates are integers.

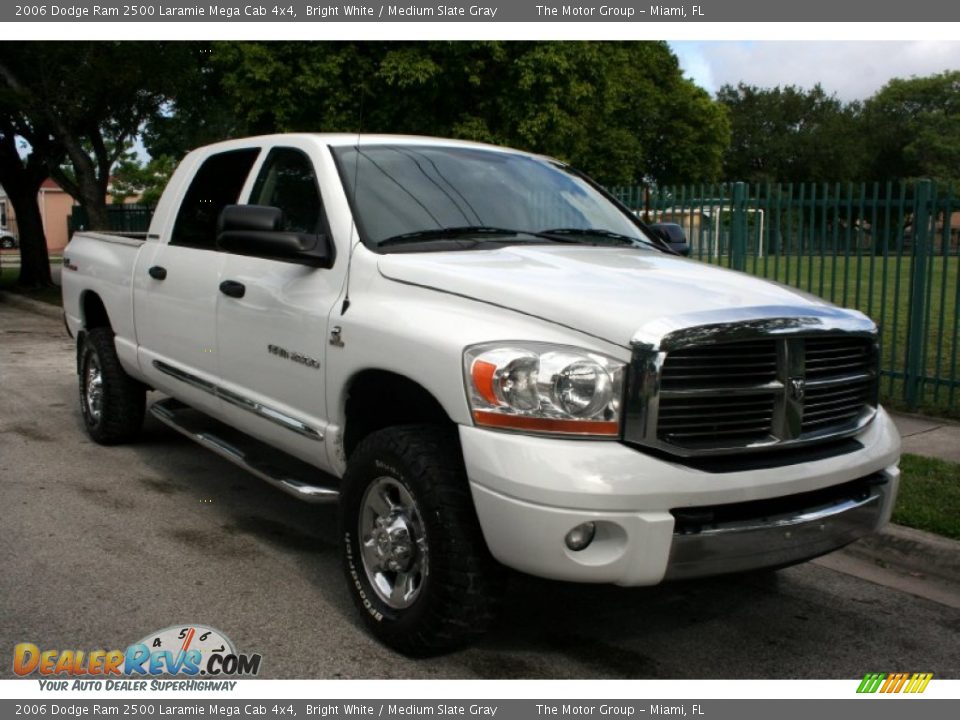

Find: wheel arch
<box><xmin>75</xmin><ymin>290</ymin><xmax>113</xmax><ymax>373</ymax></box>
<box><xmin>341</xmin><ymin>369</ymin><xmax>456</xmax><ymax>460</ymax></box>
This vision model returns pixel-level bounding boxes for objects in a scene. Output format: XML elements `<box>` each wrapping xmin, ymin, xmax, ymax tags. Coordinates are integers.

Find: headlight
<box><xmin>463</xmin><ymin>342</ymin><xmax>625</xmax><ymax>437</ymax></box>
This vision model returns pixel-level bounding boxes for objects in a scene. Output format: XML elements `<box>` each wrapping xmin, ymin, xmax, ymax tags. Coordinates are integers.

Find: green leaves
<box><xmin>719</xmin><ymin>72</ymin><xmax>960</xmax><ymax>185</ymax></box>
<box><xmin>205</xmin><ymin>41</ymin><xmax>729</xmax><ymax>186</ymax></box>
<box><xmin>863</xmin><ymin>71</ymin><xmax>960</xmax><ymax>184</ymax></box>
<box><xmin>717</xmin><ymin>83</ymin><xmax>864</xmax><ymax>183</ymax></box>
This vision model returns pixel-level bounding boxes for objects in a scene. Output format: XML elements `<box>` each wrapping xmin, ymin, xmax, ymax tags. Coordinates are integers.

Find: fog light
<box><xmin>564</xmin><ymin>522</ymin><xmax>596</xmax><ymax>551</ymax></box>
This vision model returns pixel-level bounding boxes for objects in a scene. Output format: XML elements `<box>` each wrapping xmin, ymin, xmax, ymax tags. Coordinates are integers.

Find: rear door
<box><xmin>214</xmin><ymin>142</ymin><xmax>345</xmax><ymax>471</ymax></box>
<box><xmin>133</xmin><ymin>147</ymin><xmax>261</xmax><ymax>415</ymax></box>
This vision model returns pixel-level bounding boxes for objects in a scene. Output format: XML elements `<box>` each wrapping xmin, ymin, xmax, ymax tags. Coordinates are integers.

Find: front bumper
<box><xmin>663</xmin><ymin>473</ymin><xmax>893</xmax><ymax>580</ymax></box>
<box><xmin>461</xmin><ymin>407</ymin><xmax>900</xmax><ymax>586</ymax></box>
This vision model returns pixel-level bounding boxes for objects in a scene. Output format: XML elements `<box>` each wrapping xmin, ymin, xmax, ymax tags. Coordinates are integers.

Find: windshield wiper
<box><xmin>378</xmin><ymin>226</ymin><xmax>525</xmax><ymax>247</ymax></box>
<box><xmin>538</xmin><ymin>227</ymin><xmax>659</xmax><ymax>249</ymax></box>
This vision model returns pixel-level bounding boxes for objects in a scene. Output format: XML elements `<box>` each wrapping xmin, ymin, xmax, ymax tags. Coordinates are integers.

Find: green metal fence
<box><xmin>611</xmin><ymin>180</ymin><xmax>960</xmax><ymax>417</ymax></box>
<box><xmin>68</xmin><ymin>204</ymin><xmax>154</xmax><ymax>236</ymax></box>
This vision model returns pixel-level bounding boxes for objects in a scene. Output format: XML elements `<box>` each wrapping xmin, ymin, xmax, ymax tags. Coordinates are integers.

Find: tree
<box><xmin>0</xmin><ymin>42</ymin><xmax>195</xmax><ymax>233</ymax></box>
<box><xmin>0</xmin><ymin>123</ymin><xmax>58</xmax><ymax>286</ymax></box>
<box><xmin>141</xmin><ymin>42</ymin><xmax>242</xmax><ymax>161</ymax></box>
<box><xmin>211</xmin><ymin>41</ymin><xmax>729</xmax><ymax>186</ymax></box>
<box><xmin>861</xmin><ymin>70</ymin><xmax>960</xmax><ymax>183</ymax></box>
<box><xmin>109</xmin><ymin>154</ymin><xmax>177</xmax><ymax>207</ymax></box>
<box><xmin>717</xmin><ymin>83</ymin><xmax>865</xmax><ymax>183</ymax></box>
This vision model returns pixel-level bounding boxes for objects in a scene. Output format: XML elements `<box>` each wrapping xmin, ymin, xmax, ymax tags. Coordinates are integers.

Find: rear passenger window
<box><xmin>171</xmin><ymin>148</ymin><xmax>260</xmax><ymax>250</ymax></box>
<box><xmin>249</xmin><ymin>148</ymin><xmax>323</xmax><ymax>234</ymax></box>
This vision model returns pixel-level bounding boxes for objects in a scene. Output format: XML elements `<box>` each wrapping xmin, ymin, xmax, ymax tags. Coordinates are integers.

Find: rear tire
<box><xmin>79</xmin><ymin>327</ymin><xmax>146</xmax><ymax>445</ymax></box>
<box><xmin>339</xmin><ymin>424</ymin><xmax>503</xmax><ymax>656</ymax></box>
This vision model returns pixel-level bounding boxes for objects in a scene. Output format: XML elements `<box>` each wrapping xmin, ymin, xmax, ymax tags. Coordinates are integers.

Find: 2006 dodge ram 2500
<box><xmin>63</xmin><ymin>134</ymin><xmax>901</xmax><ymax>655</ymax></box>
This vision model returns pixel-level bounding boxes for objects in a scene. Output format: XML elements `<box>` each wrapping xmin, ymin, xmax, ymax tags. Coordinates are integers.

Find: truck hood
<box><xmin>377</xmin><ymin>245</ymin><xmax>841</xmax><ymax>348</ymax></box>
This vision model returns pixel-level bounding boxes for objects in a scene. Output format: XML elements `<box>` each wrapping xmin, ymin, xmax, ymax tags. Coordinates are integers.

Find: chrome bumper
<box><xmin>663</xmin><ymin>471</ymin><xmax>896</xmax><ymax>580</ymax></box>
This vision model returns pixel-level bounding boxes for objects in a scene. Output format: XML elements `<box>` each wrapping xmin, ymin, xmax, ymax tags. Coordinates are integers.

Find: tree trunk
<box><xmin>0</xmin><ymin>131</ymin><xmax>51</xmax><ymax>287</ymax></box>
<box><xmin>50</xmin><ymin>159</ymin><xmax>111</xmax><ymax>231</ymax></box>
<box><xmin>82</xmin><ymin>191</ymin><xmax>110</xmax><ymax>231</ymax></box>
<box><xmin>9</xmin><ymin>185</ymin><xmax>51</xmax><ymax>287</ymax></box>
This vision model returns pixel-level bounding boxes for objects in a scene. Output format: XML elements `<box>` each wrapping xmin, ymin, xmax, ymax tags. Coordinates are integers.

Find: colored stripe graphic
<box><xmin>909</xmin><ymin>673</ymin><xmax>934</xmax><ymax>693</ymax></box>
<box><xmin>857</xmin><ymin>673</ymin><xmax>885</xmax><ymax>693</ymax></box>
<box><xmin>857</xmin><ymin>672</ymin><xmax>932</xmax><ymax>693</ymax></box>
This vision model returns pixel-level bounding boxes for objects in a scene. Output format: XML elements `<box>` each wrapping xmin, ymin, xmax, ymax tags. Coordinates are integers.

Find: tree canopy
<box><xmin>204</xmin><ymin>41</ymin><xmax>729</xmax><ymax>186</ymax></box>
<box><xmin>717</xmin><ymin>83</ymin><xmax>865</xmax><ymax>183</ymax></box>
<box><xmin>0</xmin><ymin>41</ymin><xmax>193</xmax><ymax>284</ymax></box>
<box><xmin>861</xmin><ymin>70</ymin><xmax>960</xmax><ymax>183</ymax></box>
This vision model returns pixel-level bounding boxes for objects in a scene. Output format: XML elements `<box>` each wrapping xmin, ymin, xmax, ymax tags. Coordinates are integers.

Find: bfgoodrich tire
<box><xmin>78</xmin><ymin>327</ymin><xmax>146</xmax><ymax>445</ymax></box>
<box><xmin>339</xmin><ymin>424</ymin><xmax>503</xmax><ymax>656</ymax></box>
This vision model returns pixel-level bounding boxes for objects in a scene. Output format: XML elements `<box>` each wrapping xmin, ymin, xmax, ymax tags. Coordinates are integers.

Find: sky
<box><xmin>669</xmin><ymin>41</ymin><xmax>960</xmax><ymax>101</ymax></box>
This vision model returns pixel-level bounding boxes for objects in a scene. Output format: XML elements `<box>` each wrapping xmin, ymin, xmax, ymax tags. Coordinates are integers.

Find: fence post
<box><xmin>905</xmin><ymin>179</ymin><xmax>933</xmax><ymax>409</ymax></box>
<box><xmin>730</xmin><ymin>182</ymin><xmax>747</xmax><ymax>270</ymax></box>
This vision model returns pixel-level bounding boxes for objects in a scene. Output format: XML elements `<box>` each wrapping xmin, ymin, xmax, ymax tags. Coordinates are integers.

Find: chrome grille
<box><xmin>626</xmin><ymin>330</ymin><xmax>879</xmax><ymax>456</ymax></box>
<box><xmin>660</xmin><ymin>340</ymin><xmax>778</xmax><ymax>389</ymax></box>
<box><xmin>804</xmin><ymin>336</ymin><xmax>875</xmax><ymax>380</ymax></box>
<box><xmin>658</xmin><ymin>394</ymin><xmax>776</xmax><ymax>446</ymax></box>
<box><xmin>802</xmin><ymin>337</ymin><xmax>876</xmax><ymax>434</ymax></box>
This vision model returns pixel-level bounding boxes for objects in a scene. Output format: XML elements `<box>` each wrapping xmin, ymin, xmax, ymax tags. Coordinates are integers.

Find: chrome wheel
<box><xmin>359</xmin><ymin>476</ymin><xmax>429</xmax><ymax>609</ymax></box>
<box><xmin>84</xmin><ymin>354</ymin><xmax>104</xmax><ymax>422</ymax></box>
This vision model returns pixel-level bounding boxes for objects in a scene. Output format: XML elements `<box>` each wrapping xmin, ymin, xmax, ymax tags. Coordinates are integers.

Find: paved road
<box><xmin>1</xmin><ymin>302</ymin><xmax>958</xmax><ymax>680</ymax></box>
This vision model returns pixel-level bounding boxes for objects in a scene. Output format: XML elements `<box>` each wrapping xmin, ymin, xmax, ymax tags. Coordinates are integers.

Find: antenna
<box><xmin>340</xmin><ymin>81</ymin><xmax>365</xmax><ymax>315</ymax></box>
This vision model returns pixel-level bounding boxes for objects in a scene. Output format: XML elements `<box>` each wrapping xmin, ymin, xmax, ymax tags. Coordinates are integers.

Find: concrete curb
<box><xmin>844</xmin><ymin>523</ymin><xmax>960</xmax><ymax>586</ymax></box>
<box><xmin>892</xmin><ymin>409</ymin><xmax>960</xmax><ymax>429</ymax></box>
<box><xmin>0</xmin><ymin>290</ymin><xmax>63</xmax><ymax>321</ymax></box>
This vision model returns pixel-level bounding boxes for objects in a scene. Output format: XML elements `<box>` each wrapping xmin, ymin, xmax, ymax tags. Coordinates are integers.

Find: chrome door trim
<box><xmin>152</xmin><ymin>359</ymin><xmax>324</xmax><ymax>441</ymax></box>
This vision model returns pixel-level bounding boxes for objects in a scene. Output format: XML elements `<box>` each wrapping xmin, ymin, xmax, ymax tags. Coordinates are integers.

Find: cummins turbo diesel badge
<box><xmin>12</xmin><ymin>624</ymin><xmax>262</xmax><ymax>683</ymax></box>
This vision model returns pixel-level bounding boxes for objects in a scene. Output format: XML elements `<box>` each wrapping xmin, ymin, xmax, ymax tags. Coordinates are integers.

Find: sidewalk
<box><xmin>890</xmin><ymin>411</ymin><xmax>960</xmax><ymax>464</ymax></box>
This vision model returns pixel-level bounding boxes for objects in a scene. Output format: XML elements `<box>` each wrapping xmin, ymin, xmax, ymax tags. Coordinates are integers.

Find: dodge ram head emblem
<box><xmin>789</xmin><ymin>377</ymin><xmax>806</xmax><ymax>402</ymax></box>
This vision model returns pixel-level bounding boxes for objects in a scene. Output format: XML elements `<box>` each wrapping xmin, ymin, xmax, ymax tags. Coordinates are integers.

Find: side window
<box><xmin>170</xmin><ymin>148</ymin><xmax>260</xmax><ymax>250</ymax></box>
<box><xmin>249</xmin><ymin>148</ymin><xmax>323</xmax><ymax>234</ymax></box>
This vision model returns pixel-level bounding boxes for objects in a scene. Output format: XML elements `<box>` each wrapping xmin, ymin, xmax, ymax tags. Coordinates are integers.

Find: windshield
<box><xmin>332</xmin><ymin>144</ymin><xmax>655</xmax><ymax>250</ymax></box>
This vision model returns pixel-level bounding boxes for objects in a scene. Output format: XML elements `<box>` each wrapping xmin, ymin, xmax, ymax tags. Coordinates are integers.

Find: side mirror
<box><xmin>649</xmin><ymin>223</ymin><xmax>691</xmax><ymax>257</ymax></box>
<box><xmin>217</xmin><ymin>205</ymin><xmax>332</xmax><ymax>267</ymax></box>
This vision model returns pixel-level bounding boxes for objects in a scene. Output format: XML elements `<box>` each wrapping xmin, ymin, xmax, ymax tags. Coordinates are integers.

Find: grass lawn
<box><xmin>698</xmin><ymin>253</ymin><xmax>960</xmax><ymax>418</ymax></box>
<box><xmin>0</xmin><ymin>265</ymin><xmax>63</xmax><ymax>306</ymax></box>
<box><xmin>893</xmin><ymin>453</ymin><xmax>960</xmax><ymax>540</ymax></box>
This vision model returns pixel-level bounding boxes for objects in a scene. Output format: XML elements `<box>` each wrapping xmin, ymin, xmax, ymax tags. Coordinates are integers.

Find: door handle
<box><xmin>148</xmin><ymin>265</ymin><xmax>167</xmax><ymax>280</ymax></box>
<box><xmin>219</xmin><ymin>280</ymin><xmax>246</xmax><ymax>298</ymax></box>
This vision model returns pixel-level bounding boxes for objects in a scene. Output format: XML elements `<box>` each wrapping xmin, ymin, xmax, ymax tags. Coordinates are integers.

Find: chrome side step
<box><xmin>150</xmin><ymin>398</ymin><xmax>339</xmax><ymax>504</ymax></box>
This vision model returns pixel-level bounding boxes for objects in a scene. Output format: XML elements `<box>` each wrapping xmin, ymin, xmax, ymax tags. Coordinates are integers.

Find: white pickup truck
<box><xmin>62</xmin><ymin>134</ymin><xmax>901</xmax><ymax>655</ymax></box>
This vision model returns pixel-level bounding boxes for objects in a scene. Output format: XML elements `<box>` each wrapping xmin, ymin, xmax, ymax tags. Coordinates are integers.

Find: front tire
<box><xmin>79</xmin><ymin>327</ymin><xmax>146</xmax><ymax>445</ymax></box>
<box><xmin>339</xmin><ymin>424</ymin><xmax>503</xmax><ymax>656</ymax></box>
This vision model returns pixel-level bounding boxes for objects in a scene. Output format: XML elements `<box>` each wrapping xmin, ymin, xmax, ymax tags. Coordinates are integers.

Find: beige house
<box><xmin>0</xmin><ymin>179</ymin><xmax>77</xmax><ymax>252</ymax></box>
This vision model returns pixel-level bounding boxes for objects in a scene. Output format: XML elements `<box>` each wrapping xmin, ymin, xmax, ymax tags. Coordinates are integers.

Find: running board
<box><xmin>150</xmin><ymin>398</ymin><xmax>339</xmax><ymax>504</ymax></box>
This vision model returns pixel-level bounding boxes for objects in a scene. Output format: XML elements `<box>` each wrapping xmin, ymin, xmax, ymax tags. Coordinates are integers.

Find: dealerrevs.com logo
<box><xmin>13</xmin><ymin>625</ymin><xmax>262</xmax><ymax>690</ymax></box>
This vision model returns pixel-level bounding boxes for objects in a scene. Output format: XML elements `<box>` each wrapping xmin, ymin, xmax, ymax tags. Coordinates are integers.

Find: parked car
<box><xmin>1</xmin><ymin>228</ymin><xmax>17</xmax><ymax>249</ymax></box>
<box><xmin>649</xmin><ymin>222</ymin><xmax>691</xmax><ymax>256</ymax></box>
<box><xmin>61</xmin><ymin>134</ymin><xmax>901</xmax><ymax>655</ymax></box>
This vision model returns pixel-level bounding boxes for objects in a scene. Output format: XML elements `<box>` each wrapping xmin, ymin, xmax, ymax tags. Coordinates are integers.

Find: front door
<box><xmin>215</xmin><ymin>144</ymin><xmax>343</xmax><ymax>472</ymax></box>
